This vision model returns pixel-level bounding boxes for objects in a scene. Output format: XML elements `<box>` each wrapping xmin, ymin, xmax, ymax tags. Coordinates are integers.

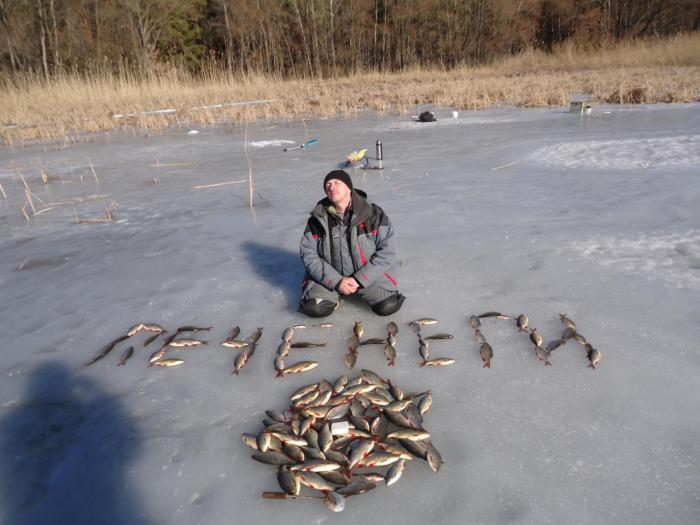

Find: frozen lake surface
<box><xmin>1</xmin><ymin>104</ymin><xmax>699</xmax><ymax>524</ymax></box>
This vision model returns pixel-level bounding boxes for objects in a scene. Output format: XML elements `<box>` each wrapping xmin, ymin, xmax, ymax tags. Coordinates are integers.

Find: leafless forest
<box><xmin>2</xmin><ymin>0</ymin><xmax>700</xmax><ymax>78</ymax></box>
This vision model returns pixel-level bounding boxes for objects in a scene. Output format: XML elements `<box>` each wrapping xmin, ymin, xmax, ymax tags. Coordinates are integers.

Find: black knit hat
<box><xmin>323</xmin><ymin>170</ymin><xmax>353</xmax><ymax>192</ymax></box>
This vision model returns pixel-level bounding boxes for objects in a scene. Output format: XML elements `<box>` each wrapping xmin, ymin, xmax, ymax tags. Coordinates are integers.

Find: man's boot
<box><xmin>371</xmin><ymin>293</ymin><xmax>405</xmax><ymax>316</ymax></box>
<box><xmin>299</xmin><ymin>297</ymin><xmax>337</xmax><ymax>318</ymax></box>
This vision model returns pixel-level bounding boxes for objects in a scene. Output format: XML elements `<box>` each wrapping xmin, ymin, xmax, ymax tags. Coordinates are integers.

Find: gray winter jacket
<box><xmin>300</xmin><ymin>189</ymin><xmax>398</xmax><ymax>291</ymax></box>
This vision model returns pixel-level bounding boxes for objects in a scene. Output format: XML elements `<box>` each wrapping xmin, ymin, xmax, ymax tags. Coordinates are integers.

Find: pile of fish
<box><xmin>274</xmin><ymin>324</ymin><xmax>331</xmax><ymax>377</ymax></box>
<box><xmin>469</xmin><ymin>312</ymin><xmax>602</xmax><ymax>369</ymax></box>
<box><xmin>410</xmin><ymin>318</ymin><xmax>456</xmax><ymax>367</ymax></box>
<box><xmin>243</xmin><ymin>369</ymin><xmax>442</xmax><ymax>512</ymax></box>
<box><xmin>344</xmin><ymin>320</ymin><xmax>399</xmax><ymax>369</ymax></box>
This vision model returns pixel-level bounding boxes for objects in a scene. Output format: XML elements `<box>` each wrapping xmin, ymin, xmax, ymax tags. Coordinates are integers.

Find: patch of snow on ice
<box><xmin>248</xmin><ymin>140</ymin><xmax>295</xmax><ymax>148</ymax></box>
<box><xmin>528</xmin><ymin>135</ymin><xmax>700</xmax><ymax>170</ymax></box>
<box><xmin>570</xmin><ymin>230</ymin><xmax>700</xmax><ymax>289</ymax></box>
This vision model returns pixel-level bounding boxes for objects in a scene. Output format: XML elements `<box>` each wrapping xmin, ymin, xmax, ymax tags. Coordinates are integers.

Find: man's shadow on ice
<box><xmin>0</xmin><ymin>361</ymin><xmax>154</xmax><ymax>525</ymax></box>
<box><xmin>241</xmin><ymin>241</ymin><xmax>305</xmax><ymax>312</ymax></box>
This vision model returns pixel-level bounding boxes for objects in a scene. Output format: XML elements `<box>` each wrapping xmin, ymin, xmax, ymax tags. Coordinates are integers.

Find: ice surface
<box><xmin>0</xmin><ymin>104</ymin><xmax>699</xmax><ymax>524</ymax></box>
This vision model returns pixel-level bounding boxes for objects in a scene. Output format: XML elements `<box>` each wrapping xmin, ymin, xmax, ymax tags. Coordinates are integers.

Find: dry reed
<box><xmin>1</xmin><ymin>34</ymin><xmax>699</xmax><ymax>144</ymax></box>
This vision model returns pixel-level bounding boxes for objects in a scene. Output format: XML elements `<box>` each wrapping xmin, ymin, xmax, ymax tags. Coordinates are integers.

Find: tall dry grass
<box><xmin>1</xmin><ymin>33</ymin><xmax>699</xmax><ymax>144</ymax></box>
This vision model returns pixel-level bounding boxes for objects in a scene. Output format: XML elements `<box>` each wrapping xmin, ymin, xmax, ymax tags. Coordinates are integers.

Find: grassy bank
<box><xmin>1</xmin><ymin>33</ymin><xmax>699</xmax><ymax>144</ymax></box>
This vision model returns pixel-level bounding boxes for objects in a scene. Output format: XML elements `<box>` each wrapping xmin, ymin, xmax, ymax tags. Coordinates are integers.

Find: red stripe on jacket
<box><xmin>384</xmin><ymin>272</ymin><xmax>397</xmax><ymax>285</ymax></box>
<box><xmin>357</xmin><ymin>240</ymin><xmax>367</xmax><ymax>265</ymax></box>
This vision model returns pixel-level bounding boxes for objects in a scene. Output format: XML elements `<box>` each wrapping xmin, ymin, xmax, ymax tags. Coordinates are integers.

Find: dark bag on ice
<box><xmin>419</xmin><ymin>111</ymin><xmax>436</xmax><ymax>122</ymax></box>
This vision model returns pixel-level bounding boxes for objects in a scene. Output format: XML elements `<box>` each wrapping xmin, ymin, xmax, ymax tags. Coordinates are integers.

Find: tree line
<box><xmin>2</xmin><ymin>0</ymin><xmax>699</xmax><ymax>78</ymax></box>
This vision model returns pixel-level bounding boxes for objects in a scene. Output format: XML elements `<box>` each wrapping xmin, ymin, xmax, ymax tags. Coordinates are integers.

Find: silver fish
<box><xmin>282</xmin><ymin>443</ymin><xmax>305</xmax><ymax>462</ymax></box>
<box><xmin>385</xmin><ymin>459</ymin><xmax>406</xmax><ymax>486</ymax></box>
<box><xmin>468</xmin><ymin>315</ymin><xmax>481</xmax><ymax>330</ymax></box>
<box><xmin>222</xmin><ymin>339</ymin><xmax>250</xmax><ymax>349</ymax></box>
<box><xmin>227</xmin><ymin>325</ymin><xmax>241</xmax><ymax>340</ymax></box>
<box><xmin>547</xmin><ymin>339</ymin><xmax>565</xmax><ymax>352</ymax></box>
<box><xmin>298</xmin><ymin>471</ymin><xmax>336</xmax><ymax>492</ymax></box>
<box><xmin>175</xmin><ymin>325</ymin><xmax>211</xmax><ymax>333</ymax></box>
<box><xmin>529</xmin><ymin>328</ymin><xmax>543</xmax><ymax>348</ymax></box>
<box><xmin>425</xmin><ymin>333</ymin><xmax>454</xmax><ymax>340</ymax></box>
<box><xmin>168</xmin><ymin>338</ymin><xmax>207</xmax><ymax>348</ymax></box>
<box><xmin>274</xmin><ymin>355</ymin><xmax>285</xmax><ymax>373</ymax></box>
<box><xmin>143</xmin><ymin>332</ymin><xmax>163</xmax><ymax>347</ymax></box>
<box><xmin>147</xmin><ymin>345</ymin><xmax>167</xmax><ymax>365</ymax></box>
<box><xmin>387</xmin><ymin>429</ymin><xmax>430</xmax><ymax>441</ymax></box>
<box><xmin>257</xmin><ymin>431</ymin><xmax>273</xmax><ymax>453</ymax></box>
<box><xmin>126</xmin><ymin>323</ymin><xmax>144</xmax><ymax>337</ymax></box>
<box><xmin>480</xmin><ymin>342</ymin><xmax>493</xmax><ymax>368</ymax></box>
<box><xmin>265</xmin><ymin>410</ymin><xmax>287</xmax><ymax>424</ymax></box>
<box><xmin>345</xmin><ymin>350</ymin><xmax>357</xmax><ymax>369</ymax></box>
<box><xmin>335</xmin><ymin>480</ymin><xmax>376</xmax><ymax>497</ymax></box>
<box><xmin>418</xmin><ymin>392</ymin><xmax>432</xmax><ymax>415</ymax></box>
<box><xmin>290</xmin><ymin>341</ymin><xmax>327</xmax><ymax>348</ymax></box>
<box><xmin>412</xmin><ymin>318</ymin><xmax>438</xmax><ymax>326</ymax></box>
<box><xmin>586</xmin><ymin>344</ymin><xmax>602</xmax><ymax>369</ymax></box>
<box><xmin>333</xmin><ymin>375</ymin><xmax>348</xmax><ymax>393</ymax></box>
<box><xmin>116</xmin><ymin>346</ymin><xmax>134</xmax><ymax>366</ymax></box>
<box><xmin>318</xmin><ymin>423</ymin><xmax>333</xmax><ymax>452</ymax></box>
<box><xmin>389</xmin><ymin>381</ymin><xmax>404</xmax><ymax>401</ymax></box>
<box><xmin>142</xmin><ymin>323</ymin><xmax>166</xmax><ymax>333</ymax></box>
<box><xmin>279</xmin><ymin>361</ymin><xmax>319</xmax><ymax>377</ymax></box>
<box><xmin>277</xmin><ymin>466</ymin><xmax>300</xmax><ymax>496</ymax></box>
<box><xmin>290</xmin><ymin>383</ymin><xmax>318</xmax><ymax>401</ymax></box>
<box><xmin>418</xmin><ymin>336</ymin><xmax>430</xmax><ymax>361</ymax></box>
<box><xmin>241</xmin><ymin>433</ymin><xmax>259</xmax><ymax>450</ymax></box>
<box><xmin>359</xmin><ymin>337</ymin><xmax>387</xmax><ymax>346</ymax></box>
<box><xmin>323</xmin><ymin>492</ymin><xmax>346</xmax><ymax>512</ymax></box>
<box><xmin>282</xmin><ymin>327</ymin><xmax>294</xmax><ymax>342</ymax></box>
<box><xmin>353</xmin><ymin>321</ymin><xmax>364</xmax><ymax>339</ymax></box>
<box><xmin>477</xmin><ymin>311</ymin><xmax>510</xmax><ymax>320</ymax></box>
<box><xmin>151</xmin><ymin>358</ymin><xmax>184</xmax><ymax>367</ymax></box>
<box><xmin>384</xmin><ymin>342</ymin><xmax>396</xmax><ymax>366</ymax></box>
<box><xmin>250</xmin><ymin>327</ymin><xmax>264</xmax><ymax>343</ymax></box>
<box><xmin>516</xmin><ymin>313</ymin><xmax>529</xmax><ymax>332</ymax></box>
<box><xmin>231</xmin><ymin>352</ymin><xmax>248</xmax><ymax>375</ymax></box>
<box><xmin>252</xmin><ymin>451</ymin><xmax>294</xmax><ymax>466</ymax></box>
<box><xmin>559</xmin><ymin>313</ymin><xmax>576</xmax><ymax>330</ymax></box>
<box><xmin>425</xmin><ymin>441</ymin><xmax>444</xmax><ymax>473</ymax></box>
<box><xmin>535</xmin><ymin>346</ymin><xmax>552</xmax><ymax>366</ymax></box>
<box><xmin>420</xmin><ymin>357</ymin><xmax>455</xmax><ymax>367</ymax></box>
<box><xmin>387</xmin><ymin>321</ymin><xmax>399</xmax><ymax>336</ymax></box>
<box><xmin>386</xmin><ymin>399</ymin><xmax>412</xmax><ymax>412</ymax></box>
<box><xmin>561</xmin><ymin>327</ymin><xmax>576</xmax><ymax>341</ymax></box>
<box><xmin>289</xmin><ymin>460</ymin><xmax>341</xmax><ymax>473</ymax></box>
<box><xmin>361</xmin><ymin>369</ymin><xmax>386</xmax><ymax>386</ymax></box>
<box><xmin>84</xmin><ymin>334</ymin><xmax>130</xmax><ymax>366</ymax></box>
<box><xmin>356</xmin><ymin>452</ymin><xmax>401</xmax><ymax>468</ymax></box>
<box><xmin>474</xmin><ymin>330</ymin><xmax>486</xmax><ymax>344</ymax></box>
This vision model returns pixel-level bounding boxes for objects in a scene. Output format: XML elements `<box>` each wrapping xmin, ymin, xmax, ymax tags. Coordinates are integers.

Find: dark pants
<box><xmin>299</xmin><ymin>275</ymin><xmax>405</xmax><ymax>317</ymax></box>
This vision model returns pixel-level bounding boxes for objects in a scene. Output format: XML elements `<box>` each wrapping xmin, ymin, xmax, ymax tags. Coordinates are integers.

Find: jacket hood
<box><xmin>311</xmin><ymin>189</ymin><xmax>371</xmax><ymax>226</ymax></box>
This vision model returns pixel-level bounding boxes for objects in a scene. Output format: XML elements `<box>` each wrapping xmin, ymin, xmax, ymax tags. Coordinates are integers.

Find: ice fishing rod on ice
<box><xmin>283</xmin><ymin>139</ymin><xmax>318</xmax><ymax>151</ymax></box>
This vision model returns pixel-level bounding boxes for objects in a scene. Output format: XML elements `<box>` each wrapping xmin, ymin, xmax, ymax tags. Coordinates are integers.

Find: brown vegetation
<box><xmin>1</xmin><ymin>33</ymin><xmax>699</xmax><ymax>144</ymax></box>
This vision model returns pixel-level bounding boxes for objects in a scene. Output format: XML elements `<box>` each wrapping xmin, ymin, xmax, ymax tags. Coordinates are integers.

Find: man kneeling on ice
<box><xmin>299</xmin><ymin>170</ymin><xmax>405</xmax><ymax>317</ymax></box>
